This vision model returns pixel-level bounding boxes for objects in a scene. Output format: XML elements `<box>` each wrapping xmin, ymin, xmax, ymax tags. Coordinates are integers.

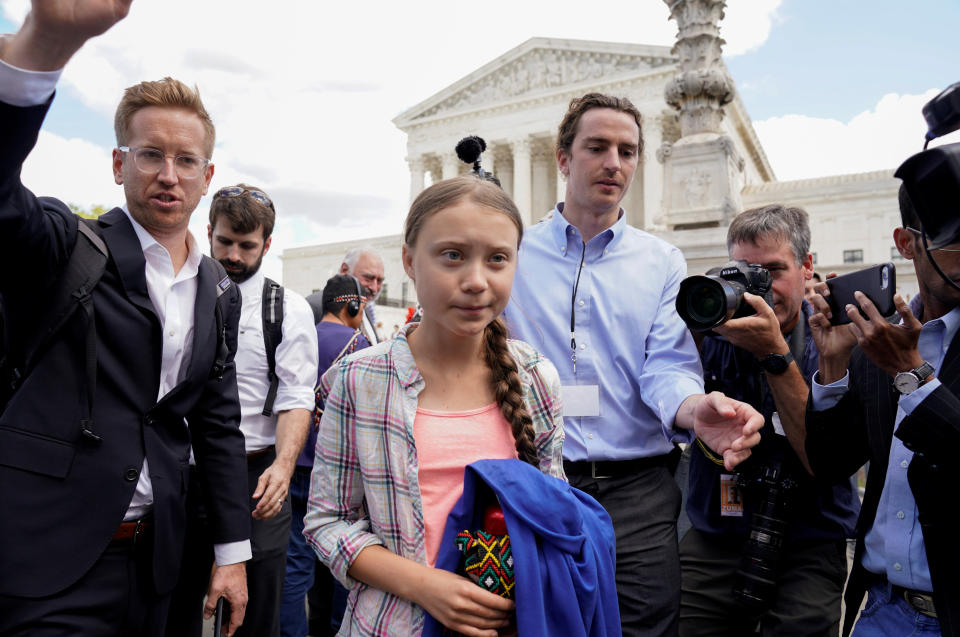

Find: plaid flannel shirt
<box><xmin>303</xmin><ymin>325</ymin><xmax>565</xmax><ymax>636</ymax></box>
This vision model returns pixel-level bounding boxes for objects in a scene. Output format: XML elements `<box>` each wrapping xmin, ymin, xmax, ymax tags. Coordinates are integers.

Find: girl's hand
<box><xmin>412</xmin><ymin>568</ymin><xmax>514</xmax><ymax>637</ymax></box>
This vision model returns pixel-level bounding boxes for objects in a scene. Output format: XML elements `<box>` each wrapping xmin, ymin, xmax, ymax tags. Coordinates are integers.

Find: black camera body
<box><xmin>676</xmin><ymin>260</ymin><xmax>774</xmax><ymax>332</ymax></box>
<box><xmin>733</xmin><ymin>459</ymin><xmax>796</xmax><ymax>613</ymax></box>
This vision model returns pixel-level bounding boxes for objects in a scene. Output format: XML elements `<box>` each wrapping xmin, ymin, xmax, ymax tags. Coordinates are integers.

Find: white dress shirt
<box><xmin>122</xmin><ymin>207</ymin><xmax>200</xmax><ymax>521</ymax></box>
<box><xmin>235</xmin><ymin>269</ymin><xmax>318</xmax><ymax>451</ymax></box>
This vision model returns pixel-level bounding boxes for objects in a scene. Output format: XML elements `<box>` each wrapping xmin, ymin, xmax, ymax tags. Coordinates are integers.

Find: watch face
<box><xmin>762</xmin><ymin>354</ymin><xmax>789</xmax><ymax>374</ymax></box>
<box><xmin>894</xmin><ymin>372</ymin><xmax>919</xmax><ymax>394</ymax></box>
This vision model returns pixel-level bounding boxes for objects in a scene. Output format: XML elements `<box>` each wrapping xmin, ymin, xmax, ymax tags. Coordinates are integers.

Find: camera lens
<box><xmin>685</xmin><ymin>279</ymin><xmax>726</xmax><ymax>326</ymax></box>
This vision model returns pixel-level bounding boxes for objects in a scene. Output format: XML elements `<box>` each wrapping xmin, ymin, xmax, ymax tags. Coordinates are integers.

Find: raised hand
<box><xmin>2</xmin><ymin>0</ymin><xmax>133</xmax><ymax>71</ymax></box>
<box><xmin>806</xmin><ymin>278</ymin><xmax>858</xmax><ymax>383</ymax></box>
<box><xmin>847</xmin><ymin>292</ymin><xmax>924</xmax><ymax>376</ymax></box>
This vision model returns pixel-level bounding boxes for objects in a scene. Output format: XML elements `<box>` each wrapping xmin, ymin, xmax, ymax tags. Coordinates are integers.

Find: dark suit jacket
<box><xmin>0</xmin><ymin>97</ymin><xmax>251</xmax><ymax>597</ymax></box>
<box><xmin>806</xmin><ymin>334</ymin><xmax>960</xmax><ymax>636</ymax></box>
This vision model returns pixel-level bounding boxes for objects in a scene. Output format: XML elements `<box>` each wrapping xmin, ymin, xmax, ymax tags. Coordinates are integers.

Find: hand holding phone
<box><xmin>214</xmin><ymin>597</ymin><xmax>225</xmax><ymax>636</ymax></box>
<box><xmin>826</xmin><ymin>263</ymin><xmax>896</xmax><ymax>325</ymax></box>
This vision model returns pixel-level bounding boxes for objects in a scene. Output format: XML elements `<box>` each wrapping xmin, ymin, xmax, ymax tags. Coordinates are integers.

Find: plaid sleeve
<box><xmin>517</xmin><ymin>344</ymin><xmax>567</xmax><ymax>481</ymax></box>
<box><xmin>303</xmin><ymin>358</ymin><xmax>383</xmax><ymax>587</ymax></box>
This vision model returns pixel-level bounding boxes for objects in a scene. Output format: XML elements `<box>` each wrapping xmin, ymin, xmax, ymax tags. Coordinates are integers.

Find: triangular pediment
<box><xmin>394</xmin><ymin>38</ymin><xmax>677</xmax><ymax>127</ymax></box>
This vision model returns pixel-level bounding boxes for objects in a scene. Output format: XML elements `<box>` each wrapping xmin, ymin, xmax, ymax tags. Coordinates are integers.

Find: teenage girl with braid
<box><xmin>304</xmin><ymin>175</ymin><xmax>565</xmax><ymax>637</ymax></box>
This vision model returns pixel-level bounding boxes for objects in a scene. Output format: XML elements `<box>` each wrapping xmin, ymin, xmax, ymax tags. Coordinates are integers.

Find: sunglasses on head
<box><xmin>214</xmin><ymin>186</ymin><xmax>273</xmax><ymax>208</ymax></box>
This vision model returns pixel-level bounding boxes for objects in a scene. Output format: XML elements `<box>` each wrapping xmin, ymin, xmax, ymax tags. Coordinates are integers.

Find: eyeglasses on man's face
<box><xmin>905</xmin><ymin>226</ymin><xmax>960</xmax><ymax>253</ymax></box>
<box><xmin>213</xmin><ymin>186</ymin><xmax>273</xmax><ymax>209</ymax></box>
<box><xmin>118</xmin><ymin>146</ymin><xmax>211</xmax><ymax>180</ymax></box>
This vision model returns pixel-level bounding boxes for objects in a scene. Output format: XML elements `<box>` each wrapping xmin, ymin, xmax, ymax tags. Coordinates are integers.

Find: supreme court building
<box><xmin>282</xmin><ymin>36</ymin><xmax>910</xmax><ymax>330</ymax></box>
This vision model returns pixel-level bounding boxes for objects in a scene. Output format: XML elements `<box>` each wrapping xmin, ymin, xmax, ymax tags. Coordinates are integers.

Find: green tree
<box><xmin>68</xmin><ymin>203</ymin><xmax>110</xmax><ymax>219</ymax></box>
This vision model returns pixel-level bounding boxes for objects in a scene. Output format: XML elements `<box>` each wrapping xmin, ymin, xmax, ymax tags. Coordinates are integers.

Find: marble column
<box><xmin>556</xmin><ymin>168</ymin><xmax>566</xmax><ymax>204</ymax></box>
<box><xmin>442</xmin><ymin>153</ymin><xmax>460</xmax><ymax>180</ymax></box>
<box><xmin>641</xmin><ymin>114</ymin><xmax>664</xmax><ymax>230</ymax></box>
<box><xmin>511</xmin><ymin>138</ymin><xmax>532</xmax><ymax>225</ymax></box>
<box><xmin>494</xmin><ymin>146</ymin><xmax>514</xmax><ymax>195</ymax></box>
<box><xmin>407</xmin><ymin>155</ymin><xmax>426</xmax><ymax>204</ymax></box>
<box><xmin>531</xmin><ymin>143</ymin><xmax>554</xmax><ymax>222</ymax></box>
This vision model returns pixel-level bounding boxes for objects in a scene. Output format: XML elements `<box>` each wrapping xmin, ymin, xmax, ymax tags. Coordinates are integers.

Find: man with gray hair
<box><xmin>679</xmin><ymin>204</ymin><xmax>859</xmax><ymax>636</ymax></box>
<box><xmin>338</xmin><ymin>248</ymin><xmax>384</xmax><ymax>343</ymax></box>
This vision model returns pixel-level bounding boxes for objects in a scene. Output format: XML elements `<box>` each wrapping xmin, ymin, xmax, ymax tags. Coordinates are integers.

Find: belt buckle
<box><xmin>903</xmin><ymin>590</ymin><xmax>937</xmax><ymax>618</ymax></box>
<box><xmin>132</xmin><ymin>518</ymin><xmax>146</xmax><ymax>545</ymax></box>
<box><xmin>590</xmin><ymin>462</ymin><xmax>612</xmax><ymax>479</ymax></box>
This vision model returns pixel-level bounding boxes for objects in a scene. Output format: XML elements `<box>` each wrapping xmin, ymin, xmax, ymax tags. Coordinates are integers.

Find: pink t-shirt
<box><xmin>413</xmin><ymin>403</ymin><xmax>518</xmax><ymax>567</ymax></box>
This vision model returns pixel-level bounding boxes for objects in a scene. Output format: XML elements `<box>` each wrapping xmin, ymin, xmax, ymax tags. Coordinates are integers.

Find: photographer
<box><xmin>806</xmin><ymin>178</ymin><xmax>960</xmax><ymax>636</ymax></box>
<box><xmin>679</xmin><ymin>205</ymin><xmax>859</xmax><ymax>637</ymax></box>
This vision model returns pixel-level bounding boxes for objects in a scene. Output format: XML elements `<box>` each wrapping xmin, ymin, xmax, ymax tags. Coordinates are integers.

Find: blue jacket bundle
<box><xmin>423</xmin><ymin>459</ymin><xmax>621</xmax><ymax>637</ymax></box>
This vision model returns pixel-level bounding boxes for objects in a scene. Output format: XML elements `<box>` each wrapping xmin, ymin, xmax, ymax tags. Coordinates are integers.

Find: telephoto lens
<box><xmin>733</xmin><ymin>461</ymin><xmax>794</xmax><ymax>612</ymax></box>
<box><xmin>676</xmin><ymin>260</ymin><xmax>773</xmax><ymax>331</ymax></box>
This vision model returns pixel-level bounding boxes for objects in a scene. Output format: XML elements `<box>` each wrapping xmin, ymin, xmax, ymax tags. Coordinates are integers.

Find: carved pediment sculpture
<box><xmin>413</xmin><ymin>47</ymin><xmax>675</xmax><ymax>120</ymax></box>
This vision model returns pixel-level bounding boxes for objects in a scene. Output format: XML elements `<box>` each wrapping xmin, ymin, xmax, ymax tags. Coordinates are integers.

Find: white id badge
<box><xmin>561</xmin><ymin>385</ymin><xmax>600</xmax><ymax>417</ymax></box>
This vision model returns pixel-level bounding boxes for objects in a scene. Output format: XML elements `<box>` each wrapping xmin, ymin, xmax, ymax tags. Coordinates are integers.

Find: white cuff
<box><xmin>213</xmin><ymin>540</ymin><xmax>252</xmax><ymax>566</ymax></box>
<box><xmin>0</xmin><ymin>54</ymin><xmax>61</xmax><ymax>106</ymax></box>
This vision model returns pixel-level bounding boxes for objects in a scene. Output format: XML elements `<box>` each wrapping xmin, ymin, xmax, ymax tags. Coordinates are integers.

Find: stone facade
<box><xmin>281</xmin><ymin>36</ymin><xmax>918</xmax><ymax>308</ymax></box>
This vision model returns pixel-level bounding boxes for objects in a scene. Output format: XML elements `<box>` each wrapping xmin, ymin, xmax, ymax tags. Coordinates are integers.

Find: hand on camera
<box><xmin>714</xmin><ymin>292</ymin><xmax>785</xmax><ymax>359</ymax></box>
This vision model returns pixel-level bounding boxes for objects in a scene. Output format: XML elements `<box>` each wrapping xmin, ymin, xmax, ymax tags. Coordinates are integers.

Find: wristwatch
<box><xmin>893</xmin><ymin>361</ymin><xmax>935</xmax><ymax>395</ymax></box>
<box><xmin>759</xmin><ymin>351</ymin><xmax>794</xmax><ymax>375</ymax></box>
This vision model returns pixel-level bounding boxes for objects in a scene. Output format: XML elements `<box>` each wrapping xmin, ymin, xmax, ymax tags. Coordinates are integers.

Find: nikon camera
<box><xmin>676</xmin><ymin>260</ymin><xmax>774</xmax><ymax>332</ymax></box>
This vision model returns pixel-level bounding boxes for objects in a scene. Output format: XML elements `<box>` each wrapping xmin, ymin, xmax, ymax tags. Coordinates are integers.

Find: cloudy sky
<box><xmin>2</xmin><ymin>0</ymin><xmax>957</xmax><ymax>281</ymax></box>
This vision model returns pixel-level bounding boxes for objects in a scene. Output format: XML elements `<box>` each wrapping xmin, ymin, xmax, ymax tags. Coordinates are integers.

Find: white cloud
<box><xmin>2</xmin><ymin>0</ymin><xmax>782</xmax><ymax>278</ymax></box>
<box><xmin>754</xmin><ymin>89</ymin><xmax>960</xmax><ymax>181</ymax></box>
<box><xmin>20</xmin><ymin>132</ymin><xmax>119</xmax><ymax>210</ymax></box>
<box><xmin>721</xmin><ymin>0</ymin><xmax>784</xmax><ymax>56</ymax></box>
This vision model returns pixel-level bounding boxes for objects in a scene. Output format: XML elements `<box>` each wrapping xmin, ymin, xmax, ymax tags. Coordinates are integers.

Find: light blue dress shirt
<box><xmin>504</xmin><ymin>204</ymin><xmax>704</xmax><ymax>462</ymax></box>
<box><xmin>812</xmin><ymin>299</ymin><xmax>960</xmax><ymax>591</ymax></box>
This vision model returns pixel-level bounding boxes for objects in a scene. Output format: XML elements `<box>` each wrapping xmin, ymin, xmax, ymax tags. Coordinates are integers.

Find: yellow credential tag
<box><xmin>720</xmin><ymin>473</ymin><xmax>743</xmax><ymax>517</ymax></box>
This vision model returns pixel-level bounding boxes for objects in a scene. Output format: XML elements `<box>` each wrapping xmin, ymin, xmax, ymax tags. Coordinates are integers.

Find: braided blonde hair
<box><xmin>405</xmin><ymin>176</ymin><xmax>539</xmax><ymax>466</ymax></box>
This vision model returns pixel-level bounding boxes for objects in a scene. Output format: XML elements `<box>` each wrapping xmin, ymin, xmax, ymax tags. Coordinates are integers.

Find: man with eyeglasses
<box><xmin>0</xmin><ymin>2</ymin><xmax>251</xmax><ymax>636</ymax></box>
<box><xmin>165</xmin><ymin>184</ymin><xmax>318</xmax><ymax>637</ymax></box>
<box><xmin>805</xmin><ymin>182</ymin><xmax>960</xmax><ymax>636</ymax></box>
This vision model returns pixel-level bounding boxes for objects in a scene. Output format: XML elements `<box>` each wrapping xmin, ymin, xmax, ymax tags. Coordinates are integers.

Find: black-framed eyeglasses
<box><xmin>213</xmin><ymin>186</ymin><xmax>274</xmax><ymax>209</ymax></box>
<box><xmin>118</xmin><ymin>146</ymin><xmax>210</xmax><ymax>180</ymax></box>
<box><xmin>905</xmin><ymin>226</ymin><xmax>960</xmax><ymax>252</ymax></box>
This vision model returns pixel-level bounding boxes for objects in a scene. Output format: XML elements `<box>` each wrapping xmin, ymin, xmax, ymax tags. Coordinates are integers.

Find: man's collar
<box><xmin>121</xmin><ymin>205</ymin><xmax>201</xmax><ymax>270</ymax></box>
<box><xmin>549</xmin><ymin>202</ymin><xmax>626</xmax><ymax>254</ymax></box>
<box><xmin>237</xmin><ymin>267</ymin><xmax>266</xmax><ymax>297</ymax></box>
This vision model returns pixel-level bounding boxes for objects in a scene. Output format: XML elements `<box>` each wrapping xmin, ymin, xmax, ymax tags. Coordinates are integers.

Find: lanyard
<box><xmin>569</xmin><ymin>241</ymin><xmax>586</xmax><ymax>374</ymax></box>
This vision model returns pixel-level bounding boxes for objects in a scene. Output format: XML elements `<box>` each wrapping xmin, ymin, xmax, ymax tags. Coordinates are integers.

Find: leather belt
<box><xmin>892</xmin><ymin>584</ymin><xmax>937</xmax><ymax>618</ymax></box>
<box><xmin>563</xmin><ymin>453</ymin><xmax>671</xmax><ymax>479</ymax></box>
<box><xmin>112</xmin><ymin>518</ymin><xmax>150</xmax><ymax>542</ymax></box>
<box><xmin>247</xmin><ymin>444</ymin><xmax>275</xmax><ymax>460</ymax></box>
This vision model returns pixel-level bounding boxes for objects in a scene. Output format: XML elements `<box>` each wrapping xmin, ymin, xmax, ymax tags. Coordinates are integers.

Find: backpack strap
<box><xmin>261</xmin><ymin>277</ymin><xmax>284</xmax><ymax>416</ymax></box>
<box><xmin>207</xmin><ymin>259</ymin><xmax>232</xmax><ymax>382</ymax></box>
<box><xmin>313</xmin><ymin>329</ymin><xmax>362</xmax><ymax>425</ymax></box>
<box><xmin>2</xmin><ymin>219</ymin><xmax>108</xmax><ymax>439</ymax></box>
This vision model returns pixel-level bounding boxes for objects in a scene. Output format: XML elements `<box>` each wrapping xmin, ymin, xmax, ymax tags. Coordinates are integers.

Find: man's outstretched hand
<box><xmin>1</xmin><ymin>0</ymin><xmax>133</xmax><ymax>71</ymax></box>
<box><xmin>678</xmin><ymin>392</ymin><xmax>764</xmax><ymax>471</ymax></box>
